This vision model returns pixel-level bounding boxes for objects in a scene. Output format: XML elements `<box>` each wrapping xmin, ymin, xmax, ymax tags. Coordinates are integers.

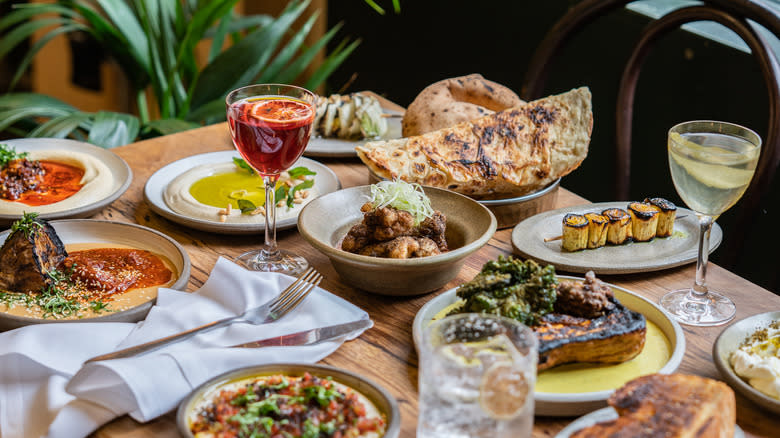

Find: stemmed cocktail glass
<box><xmin>226</xmin><ymin>84</ymin><xmax>316</xmax><ymax>275</ymax></box>
<box><xmin>661</xmin><ymin>120</ymin><xmax>761</xmax><ymax>326</ymax></box>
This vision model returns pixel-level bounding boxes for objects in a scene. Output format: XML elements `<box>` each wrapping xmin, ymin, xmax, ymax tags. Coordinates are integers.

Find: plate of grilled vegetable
<box><xmin>305</xmin><ymin>92</ymin><xmax>403</xmax><ymax>157</ymax></box>
<box><xmin>412</xmin><ymin>256</ymin><xmax>685</xmax><ymax>416</ymax></box>
<box><xmin>511</xmin><ymin>200</ymin><xmax>722</xmax><ymax>274</ymax></box>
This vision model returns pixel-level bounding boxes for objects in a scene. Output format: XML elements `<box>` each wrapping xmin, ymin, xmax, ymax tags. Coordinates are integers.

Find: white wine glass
<box><xmin>661</xmin><ymin>120</ymin><xmax>761</xmax><ymax>326</ymax></box>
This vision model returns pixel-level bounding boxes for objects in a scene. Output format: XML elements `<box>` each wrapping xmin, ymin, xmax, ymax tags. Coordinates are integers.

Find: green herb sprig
<box><xmin>11</xmin><ymin>212</ymin><xmax>43</xmax><ymax>239</ymax></box>
<box><xmin>0</xmin><ymin>144</ymin><xmax>28</xmax><ymax>168</ymax></box>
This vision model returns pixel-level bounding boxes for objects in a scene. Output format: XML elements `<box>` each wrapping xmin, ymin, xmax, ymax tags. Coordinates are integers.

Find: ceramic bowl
<box><xmin>367</xmin><ymin>169</ymin><xmax>559</xmax><ymax>229</ymax></box>
<box><xmin>298</xmin><ymin>185</ymin><xmax>497</xmax><ymax>295</ymax></box>
<box><xmin>713</xmin><ymin>311</ymin><xmax>780</xmax><ymax>415</ymax></box>
<box><xmin>177</xmin><ymin>363</ymin><xmax>401</xmax><ymax>438</ymax></box>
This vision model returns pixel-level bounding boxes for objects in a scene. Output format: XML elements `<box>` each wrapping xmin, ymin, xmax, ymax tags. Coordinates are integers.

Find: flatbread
<box><xmin>356</xmin><ymin>87</ymin><xmax>593</xmax><ymax>198</ymax></box>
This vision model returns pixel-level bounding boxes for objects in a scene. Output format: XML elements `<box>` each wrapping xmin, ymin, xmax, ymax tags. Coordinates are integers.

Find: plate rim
<box><xmin>511</xmin><ymin>201</ymin><xmax>723</xmax><ymax>274</ymax></box>
<box><xmin>0</xmin><ymin>218</ymin><xmax>191</xmax><ymax>326</ymax></box>
<box><xmin>175</xmin><ymin>362</ymin><xmax>401</xmax><ymax>438</ymax></box>
<box><xmin>712</xmin><ymin>310</ymin><xmax>780</xmax><ymax>415</ymax></box>
<box><xmin>553</xmin><ymin>406</ymin><xmax>745</xmax><ymax>438</ymax></box>
<box><xmin>411</xmin><ymin>274</ymin><xmax>686</xmax><ymax>411</ymax></box>
<box><xmin>143</xmin><ymin>150</ymin><xmax>341</xmax><ymax>235</ymax></box>
<box><xmin>0</xmin><ymin>138</ymin><xmax>133</xmax><ymax>223</ymax></box>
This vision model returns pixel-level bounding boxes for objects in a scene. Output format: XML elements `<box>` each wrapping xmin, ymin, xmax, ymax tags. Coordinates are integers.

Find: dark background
<box><xmin>326</xmin><ymin>1</ymin><xmax>779</xmax><ymax>294</ymax></box>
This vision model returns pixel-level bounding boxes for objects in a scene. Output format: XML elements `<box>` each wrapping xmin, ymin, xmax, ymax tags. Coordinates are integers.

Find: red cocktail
<box><xmin>226</xmin><ymin>84</ymin><xmax>316</xmax><ymax>275</ymax></box>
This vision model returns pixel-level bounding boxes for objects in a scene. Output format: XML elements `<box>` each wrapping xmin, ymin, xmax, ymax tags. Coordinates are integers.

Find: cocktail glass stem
<box><xmin>262</xmin><ymin>174</ymin><xmax>280</xmax><ymax>259</ymax></box>
<box><xmin>684</xmin><ymin>215</ymin><xmax>713</xmax><ymax>314</ymax></box>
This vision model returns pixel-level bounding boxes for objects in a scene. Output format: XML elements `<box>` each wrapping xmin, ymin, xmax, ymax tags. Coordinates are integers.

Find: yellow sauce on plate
<box><xmin>189</xmin><ymin>170</ymin><xmax>266</xmax><ymax>209</ymax></box>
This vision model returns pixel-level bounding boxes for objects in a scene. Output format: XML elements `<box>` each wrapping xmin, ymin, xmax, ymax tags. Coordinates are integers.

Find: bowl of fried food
<box><xmin>298</xmin><ymin>180</ymin><xmax>496</xmax><ymax>295</ymax></box>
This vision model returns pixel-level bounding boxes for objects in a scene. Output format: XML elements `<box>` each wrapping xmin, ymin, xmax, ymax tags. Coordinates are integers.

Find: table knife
<box><xmin>230</xmin><ymin>319</ymin><xmax>373</xmax><ymax>348</ymax></box>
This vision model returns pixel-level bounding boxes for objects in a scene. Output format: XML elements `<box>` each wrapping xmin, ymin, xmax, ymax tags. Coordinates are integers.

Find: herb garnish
<box><xmin>230</xmin><ymin>160</ymin><xmax>317</xmax><ymax>214</ymax></box>
<box><xmin>232</xmin><ymin>157</ymin><xmax>255</xmax><ymax>173</ymax></box>
<box><xmin>0</xmin><ymin>143</ymin><xmax>29</xmax><ymax>168</ymax></box>
<box><xmin>11</xmin><ymin>212</ymin><xmax>43</xmax><ymax>238</ymax></box>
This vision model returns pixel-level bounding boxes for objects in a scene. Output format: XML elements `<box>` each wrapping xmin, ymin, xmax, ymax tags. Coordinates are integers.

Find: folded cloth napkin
<box><xmin>0</xmin><ymin>257</ymin><xmax>370</xmax><ymax>438</ymax></box>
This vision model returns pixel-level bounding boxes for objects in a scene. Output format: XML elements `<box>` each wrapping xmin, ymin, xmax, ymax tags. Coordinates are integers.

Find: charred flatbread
<box><xmin>356</xmin><ymin>87</ymin><xmax>593</xmax><ymax>197</ymax></box>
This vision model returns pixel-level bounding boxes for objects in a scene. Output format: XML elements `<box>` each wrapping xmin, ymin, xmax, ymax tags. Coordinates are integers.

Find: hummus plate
<box><xmin>0</xmin><ymin>219</ymin><xmax>190</xmax><ymax>331</ymax></box>
<box><xmin>412</xmin><ymin>276</ymin><xmax>686</xmax><ymax>416</ymax></box>
<box><xmin>0</xmin><ymin>138</ymin><xmax>132</xmax><ymax>225</ymax></box>
<box><xmin>144</xmin><ymin>151</ymin><xmax>340</xmax><ymax>234</ymax></box>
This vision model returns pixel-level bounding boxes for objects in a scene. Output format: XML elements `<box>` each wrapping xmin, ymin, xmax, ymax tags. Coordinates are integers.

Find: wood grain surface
<box><xmin>88</xmin><ymin>96</ymin><xmax>780</xmax><ymax>438</ymax></box>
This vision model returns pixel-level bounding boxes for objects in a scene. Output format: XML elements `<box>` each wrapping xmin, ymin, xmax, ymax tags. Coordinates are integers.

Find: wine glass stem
<box><xmin>692</xmin><ymin>215</ymin><xmax>714</xmax><ymax>300</ymax></box>
<box><xmin>263</xmin><ymin>174</ymin><xmax>280</xmax><ymax>258</ymax></box>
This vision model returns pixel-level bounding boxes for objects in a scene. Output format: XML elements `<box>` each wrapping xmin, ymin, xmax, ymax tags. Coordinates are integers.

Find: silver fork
<box><xmin>84</xmin><ymin>267</ymin><xmax>322</xmax><ymax>363</ymax></box>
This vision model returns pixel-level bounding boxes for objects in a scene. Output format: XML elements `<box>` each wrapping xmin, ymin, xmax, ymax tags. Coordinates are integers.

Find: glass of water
<box><xmin>418</xmin><ymin>313</ymin><xmax>537</xmax><ymax>438</ymax></box>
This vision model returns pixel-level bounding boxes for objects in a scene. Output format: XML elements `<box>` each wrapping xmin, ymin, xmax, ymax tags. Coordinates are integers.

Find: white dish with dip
<box><xmin>412</xmin><ymin>275</ymin><xmax>686</xmax><ymax>416</ymax></box>
<box><xmin>0</xmin><ymin>219</ymin><xmax>190</xmax><ymax>331</ymax></box>
<box><xmin>144</xmin><ymin>151</ymin><xmax>340</xmax><ymax>235</ymax></box>
<box><xmin>0</xmin><ymin>138</ymin><xmax>132</xmax><ymax>226</ymax></box>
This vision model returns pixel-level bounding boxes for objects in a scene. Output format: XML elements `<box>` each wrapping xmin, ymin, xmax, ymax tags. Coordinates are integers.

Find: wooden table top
<box><xmin>89</xmin><ymin>113</ymin><xmax>780</xmax><ymax>438</ymax></box>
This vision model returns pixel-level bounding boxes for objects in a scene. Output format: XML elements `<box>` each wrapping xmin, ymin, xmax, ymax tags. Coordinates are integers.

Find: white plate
<box><xmin>511</xmin><ymin>202</ymin><xmax>723</xmax><ymax>274</ymax></box>
<box><xmin>554</xmin><ymin>406</ymin><xmax>745</xmax><ymax>437</ymax></box>
<box><xmin>0</xmin><ymin>219</ymin><xmax>191</xmax><ymax>331</ymax></box>
<box><xmin>0</xmin><ymin>138</ymin><xmax>132</xmax><ymax>226</ymax></box>
<box><xmin>303</xmin><ymin>111</ymin><xmax>402</xmax><ymax>157</ymax></box>
<box><xmin>144</xmin><ymin>151</ymin><xmax>340</xmax><ymax>235</ymax></box>
<box><xmin>412</xmin><ymin>275</ymin><xmax>686</xmax><ymax>416</ymax></box>
<box><xmin>713</xmin><ymin>311</ymin><xmax>780</xmax><ymax>415</ymax></box>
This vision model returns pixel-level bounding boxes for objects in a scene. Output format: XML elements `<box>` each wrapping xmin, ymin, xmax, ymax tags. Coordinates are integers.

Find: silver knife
<box><xmin>230</xmin><ymin>319</ymin><xmax>373</xmax><ymax>348</ymax></box>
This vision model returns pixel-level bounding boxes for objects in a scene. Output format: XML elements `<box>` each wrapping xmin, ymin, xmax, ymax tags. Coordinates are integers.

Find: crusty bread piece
<box><xmin>571</xmin><ymin>373</ymin><xmax>736</xmax><ymax>438</ymax></box>
<box><xmin>357</xmin><ymin>87</ymin><xmax>592</xmax><ymax>198</ymax></box>
<box><xmin>401</xmin><ymin>74</ymin><xmax>524</xmax><ymax>136</ymax></box>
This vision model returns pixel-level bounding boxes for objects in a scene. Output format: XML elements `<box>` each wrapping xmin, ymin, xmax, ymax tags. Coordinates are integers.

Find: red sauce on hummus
<box><xmin>0</xmin><ymin>159</ymin><xmax>85</xmax><ymax>206</ymax></box>
<box><xmin>61</xmin><ymin>248</ymin><xmax>173</xmax><ymax>300</ymax></box>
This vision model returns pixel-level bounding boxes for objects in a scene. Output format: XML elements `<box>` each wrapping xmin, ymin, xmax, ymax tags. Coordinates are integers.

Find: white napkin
<box><xmin>0</xmin><ymin>257</ymin><xmax>370</xmax><ymax>438</ymax></box>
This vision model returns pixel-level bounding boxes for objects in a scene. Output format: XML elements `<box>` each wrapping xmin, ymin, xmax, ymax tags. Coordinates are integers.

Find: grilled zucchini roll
<box><xmin>602</xmin><ymin>208</ymin><xmax>632</xmax><ymax>245</ymax></box>
<box><xmin>643</xmin><ymin>197</ymin><xmax>677</xmax><ymax>237</ymax></box>
<box><xmin>312</xmin><ymin>93</ymin><xmax>388</xmax><ymax>139</ymax></box>
<box><xmin>627</xmin><ymin>202</ymin><xmax>660</xmax><ymax>242</ymax></box>
<box><xmin>562</xmin><ymin>213</ymin><xmax>589</xmax><ymax>251</ymax></box>
<box><xmin>584</xmin><ymin>212</ymin><xmax>608</xmax><ymax>249</ymax></box>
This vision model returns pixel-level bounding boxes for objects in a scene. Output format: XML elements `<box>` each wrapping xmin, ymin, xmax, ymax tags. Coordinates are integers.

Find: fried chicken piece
<box><xmin>361</xmin><ymin>203</ymin><xmax>416</xmax><ymax>241</ymax></box>
<box><xmin>416</xmin><ymin>211</ymin><xmax>448</xmax><ymax>251</ymax></box>
<box><xmin>357</xmin><ymin>236</ymin><xmax>441</xmax><ymax>259</ymax></box>
<box><xmin>341</xmin><ymin>223</ymin><xmax>371</xmax><ymax>253</ymax></box>
<box><xmin>554</xmin><ymin>270</ymin><xmax>614</xmax><ymax>318</ymax></box>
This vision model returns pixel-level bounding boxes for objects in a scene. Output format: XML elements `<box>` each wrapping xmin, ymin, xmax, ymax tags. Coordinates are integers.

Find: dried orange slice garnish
<box><xmin>248</xmin><ymin>97</ymin><xmax>313</xmax><ymax>124</ymax></box>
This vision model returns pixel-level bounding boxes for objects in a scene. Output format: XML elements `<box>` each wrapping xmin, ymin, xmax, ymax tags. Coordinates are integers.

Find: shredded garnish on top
<box><xmin>368</xmin><ymin>179</ymin><xmax>434</xmax><ymax>225</ymax></box>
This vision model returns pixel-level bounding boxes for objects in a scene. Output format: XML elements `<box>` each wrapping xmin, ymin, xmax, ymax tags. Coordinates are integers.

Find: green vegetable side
<box><xmin>449</xmin><ymin>256</ymin><xmax>558</xmax><ymax>325</ymax></box>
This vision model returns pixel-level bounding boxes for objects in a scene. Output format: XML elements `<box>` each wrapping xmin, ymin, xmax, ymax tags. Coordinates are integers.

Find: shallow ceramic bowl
<box><xmin>713</xmin><ymin>311</ymin><xmax>780</xmax><ymax>415</ymax></box>
<box><xmin>177</xmin><ymin>363</ymin><xmax>400</xmax><ymax>438</ymax></box>
<box><xmin>298</xmin><ymin>185</ymin><xmax>497</xmax><ymax>295</ymax></box>
<box><xmin>367</xmin><ymin>169</ymin><xmax>558</xmax><ymax>229</ymax></box>
<box><xmin>0</xmin><ymin>219</ymin><xmax>190</xmax><ymax>331</ymax></box>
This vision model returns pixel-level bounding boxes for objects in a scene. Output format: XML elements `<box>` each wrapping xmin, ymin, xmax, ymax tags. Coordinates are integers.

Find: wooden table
<box><xmin>89</xmin><ymin>119</ymin><xmax>780</xmax><ymax>438</ymax></box>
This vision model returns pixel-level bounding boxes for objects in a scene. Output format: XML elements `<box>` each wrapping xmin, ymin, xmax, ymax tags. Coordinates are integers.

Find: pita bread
<box><xmin>356</xmin><ymin>87</ymin><xmax>593</xmax><ymax>198</ymax></box>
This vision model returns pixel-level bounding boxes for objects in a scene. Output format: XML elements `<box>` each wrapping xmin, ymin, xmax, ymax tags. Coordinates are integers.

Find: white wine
<box><xmin>669</xmin><ymin>131</ymin><xmax>759</xmax><ymax>218</ymax></box>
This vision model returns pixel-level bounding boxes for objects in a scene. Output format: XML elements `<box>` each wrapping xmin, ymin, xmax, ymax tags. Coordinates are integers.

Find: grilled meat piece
<box><xmin>361</xmin><ymin>203</ymin><xmax>416</xmax><ymax>241</ymax></box>
<box><xmin>416</xmin><ymin>211</ymin><xmax>448</xmax><ymax>251</ymax></box>
<box><xmin>535</xmin><ymin>299</ymin><xmax>646</xmax><ymax>371</ymax></box>
<box><xmin>0</xmin><ymin>217</ymin><xmax>67</xmax><ymax>293</ymax></box>
<box><xmin>571</xmin><ymin>373</ymin><xmax>736</xmax><ymax>438</ymax></box>
<box><xmin>554</xmin><ymin>270</ymin><xmax>614</xmax><ymax>318</ymax></box>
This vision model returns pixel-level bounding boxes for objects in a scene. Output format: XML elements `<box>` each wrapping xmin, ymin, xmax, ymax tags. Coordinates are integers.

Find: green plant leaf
<box><xmin>189</xmin><ymin>0</ymin><xmax>309</xmax><ymax>111</ymax></box>
<box><xmin>93</xmin><ymin>0</ymin><xmax>151</xmax><ymax>73</ymax></box>
<box><xmin>140</xmin><ymin>119</ymin><xmax>201</xmax><ymax>138</ymax></box>
<box><xmin>0</xmin><ymin>107</ymin><xmax>73</xmax><ymax>134</ymax></box>
<box><xmin>28</xmin><ymin>113</ymin><xmax>93</xmax><ymax>138</ymax></box>
<box><xmin>0</xmin><ymin>4</ymin><xmax>79</xmax><ymax>33</ymax></box>
<box><xmin>256</xmin><ymin>12</ymin><xmax>319</xmax><ymax>83</ymax></box>
<box><xmin>305</xmin><ymin>37</ymin><xmax>361</xmax><ymax>90</ymax></box>
<box><xmin>0</xmin><ymin>17</ymin><xmax>65</xmax><ymax>61</ymax></box>
<box><xmin>273</xmin><ymin>22</ymin><xmax>344</xmax><ymax>85</ymax></box>
<box><xmin>0</xmin><ymin>93</ymin><xmax>76</xmax><ymax>112</ymax></box>
<box><xmin>87</xmin><ymin>111</ymin><xmax>140</xmax><ymax>148</ymax></box>
<box><xmin>10</xmin><ymin>22</ymin><xmax>87</xmax><ymax>90</ymax></box>
<box><xmin>184</xmin><ymin>98</ymin><xmax>225</xmax><ymax>123</ymax></box>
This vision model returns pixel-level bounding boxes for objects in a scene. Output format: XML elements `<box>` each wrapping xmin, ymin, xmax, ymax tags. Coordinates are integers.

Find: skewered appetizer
<box><xmin>312</xmin><ymin>92</ymin><xmax>389</xmax><ymax>140</ymax></box>
<box><xmin>560</xmin><ymin>198</ymin><xmax>677</xmax><ymax>251</ymax></box>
